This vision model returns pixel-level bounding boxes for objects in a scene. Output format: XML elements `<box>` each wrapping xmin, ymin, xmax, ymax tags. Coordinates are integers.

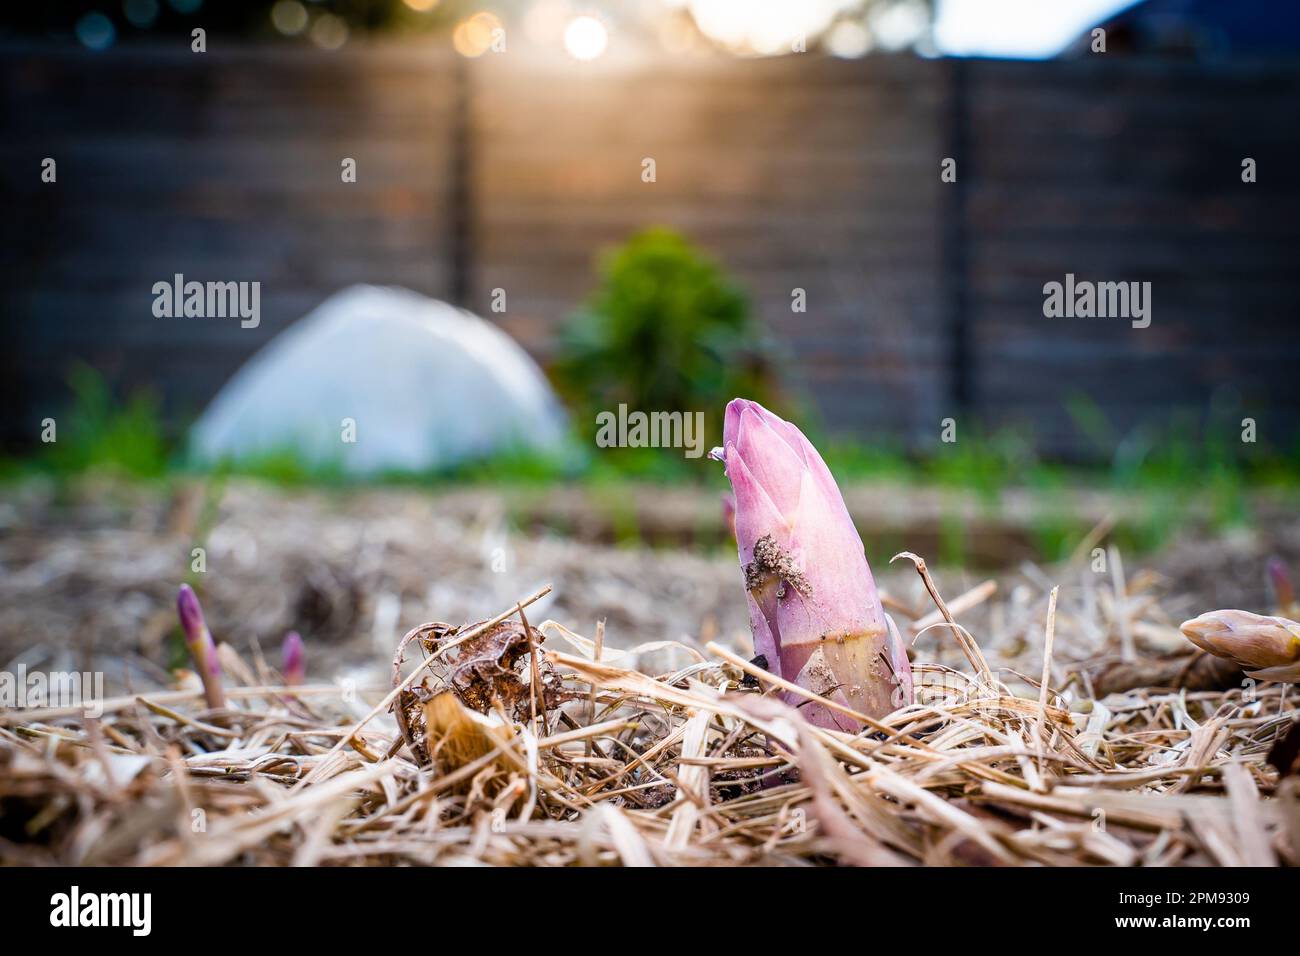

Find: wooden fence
<box><xmin>2</xmin><ymin>43</ymin><xmax>1297</xmax><ymax>457</ymax></box>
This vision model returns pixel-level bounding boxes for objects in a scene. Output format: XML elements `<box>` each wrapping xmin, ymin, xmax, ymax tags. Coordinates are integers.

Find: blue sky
<box><xmin>933</xmin><ymin>0</ymin><xmax>1145</xmax><ymax>57</ymax></box>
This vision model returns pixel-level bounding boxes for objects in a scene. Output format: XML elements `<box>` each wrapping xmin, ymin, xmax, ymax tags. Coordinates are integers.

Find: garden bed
<box><xmin>1</xmin><ymin>476</ymin><xmax>1297</xmax><ymax>865</ymax></box>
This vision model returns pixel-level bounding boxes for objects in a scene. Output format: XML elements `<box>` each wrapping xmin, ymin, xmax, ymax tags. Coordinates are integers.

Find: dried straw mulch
<box><xmin>2</xmin><ymin>550</ymin><xmax>1298</xmax><ymax>867</ymax></box>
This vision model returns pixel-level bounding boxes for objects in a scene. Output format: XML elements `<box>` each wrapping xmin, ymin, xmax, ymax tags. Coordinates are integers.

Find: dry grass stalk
<box><xmin>2</xmin><ymin>553</ymin><xmax>1296</xmax><ymax>867</ymax></box>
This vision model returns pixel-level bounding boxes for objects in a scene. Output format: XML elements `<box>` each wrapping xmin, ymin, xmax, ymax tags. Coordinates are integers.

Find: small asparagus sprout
<box><xmin>176</xmin><ymin>584</ymin><xmax>226</xmax><ymax>709</ymax></box>
<box><xmin>1267</xmin><ymin>557</ymin><xmax>1299</xmax><ymax>617</ymax></box>
<box><xmin>282</xmin><ymin>631</ymin><xmax>305</xmax><ymax>686</ymax></box>
<box><xmin>1180</xmin><ymin>608</ymin><xmax>1300</xmax><ymax>683</ymax></box>
<box><xmin>717</xmin><ymin>398</ymin><xmax>912</xmax><ymax>729</ymax></box>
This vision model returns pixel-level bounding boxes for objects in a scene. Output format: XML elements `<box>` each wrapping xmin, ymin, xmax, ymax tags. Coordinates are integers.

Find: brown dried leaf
<box><xmin>1088</xmin><ymin>652</ymin><xmax>1243</xmax><ymax>696</ymax></box>
<box><xmin>441</xmin><ymin>619</ymin><xmax>546</xmax><ymax>717</ymax></box>
<box><xmin>392</xmin><ymin>618</ymin><xmax>569</xmax><ymax>768</ymax></box>
<box><xmin>423</xmin><ymin>693</ymin><xmax>515</xmax><ymax>776</ymax></box>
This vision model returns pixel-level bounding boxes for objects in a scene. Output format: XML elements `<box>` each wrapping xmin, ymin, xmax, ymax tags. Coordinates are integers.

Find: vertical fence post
<box><xmin>448</xmin><ymin>53</ymin><xmax>474</xmax><ymax>308</ymax></box>
<box><xmin>939</xmin><ymin>57</ymin><xmax>971</xmax><ymax>419</ymax></box>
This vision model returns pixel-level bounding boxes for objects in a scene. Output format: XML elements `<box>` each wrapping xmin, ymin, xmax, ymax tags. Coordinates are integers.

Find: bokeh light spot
<box><xmin>453</xmin><ymin>12</ymin><xmax>503</xmax><ymax>58</ymax></box>
<box><xmin>76</xmin><ymin>12</ymin><xmax>116</xmax><ymax>50</ymax></box>
<box><xmin>826</xmin><ymin>20</ymin><xmax>872</xmax><ymax>57</ymax></box>
<box><xmin>564</xmin><ymin>15</ymin><xmax>608</xmax><ymax>61</ymax></box>
<box><xmin>271</xmin><ymin>0</ymin><xmax>309</xmax><ymax>36</ymax></box>
<box><xmin>310</xmin><ymin>12</ymin><xmax>349</xmax><ymax>50</ymax></box>
<box><xmin>123</xmin><ymin>0</ymin><xmax>160</xmax><ymax>29</ymax></box>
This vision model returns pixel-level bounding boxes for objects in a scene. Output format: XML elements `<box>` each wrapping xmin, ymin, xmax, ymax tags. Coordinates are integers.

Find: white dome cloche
<box><xmin>190</xmin><ymin>285</ymin><xmax>568</xmax><ymax>474</ymax></box>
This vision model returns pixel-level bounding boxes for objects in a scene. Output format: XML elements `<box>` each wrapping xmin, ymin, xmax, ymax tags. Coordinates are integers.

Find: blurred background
<box><xmin>2</xmin><ymin>0</ymin><xmax>1300</xmax><ymax>680</ymax></box>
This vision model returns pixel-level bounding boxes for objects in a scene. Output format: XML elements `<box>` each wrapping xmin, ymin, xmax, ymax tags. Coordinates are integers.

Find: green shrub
<box><xmin>550</xmin><ymin>228</ymin><xmax>779</xmax><ymax>448</ymax></box>
<box><xmin>42</xmin><ymin>364</ymin><xmax>168</xmax><ymax>478</ymax></box>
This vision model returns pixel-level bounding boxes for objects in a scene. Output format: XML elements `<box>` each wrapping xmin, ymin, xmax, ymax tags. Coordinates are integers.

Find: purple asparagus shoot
<box><xmin>1268</xmin><ymin>557</ymin><xmax>1297</xmax><ymax>616</ymax></box>
<box><xmin>717</xmin><ymin>399</ymin><xmax>913</xmax><ymax>729</ymax></box>
<box><xmin>177</xmin><ymin>584</ymin><xmax>226</xmax><ymax>709</ymax></box>
<box><xmin>1181</xmin><ymin>608</ymin><xmax>1300</xmax><ymax>684</ymax></box>
<box><xmin>282</xmin><ymin>631</ymin><xmax>306</xmax><ymax>686</ymax></box>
